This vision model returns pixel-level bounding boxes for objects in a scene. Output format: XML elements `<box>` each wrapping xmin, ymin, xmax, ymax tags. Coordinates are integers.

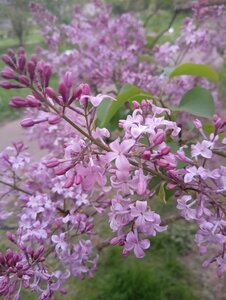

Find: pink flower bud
<box><xmin>43</xmin><ymin>64</ymin><xmax>52</xmax><ymax>87</ymax></box>
<box><xmin>167</xmin><ymin>183</ymin><xmax>177</xmax><ymax>190</ymax></box>
<box><xmin>31</xmin><ymin>54</ymin><xmax>37</xmax><ymax>65</ymax></box>
<box><xmin>213</xmin><ymin>114</ymin><xmax>222</xmax><ymax>130</ymax></box>
<box><xmin>64</xmin><ymin>71</ymin><xmax>73</xmax><ymax>88</ymax></box>
<box><xmin>27</xmin><ymin>61</ymin><xmax>36</xmax><ymax>80</ymax></box>
<box><xmin>174</xmin><ymin>191</ymin><xmax>181</xmax><ymax>197</ymax></box>
<box><xmin>17</xmin><ymin>47</ymin><xmax>25</xmax><ymax>55</ymax></box>
<box><xmin>26</xmin><ymin>95</ymin><xmax>40</xmax><ymax>107</ymax></box>
<box><xmin>160</xmin><ymin>146</ymin><xmax>170</xmax><ymax>156</ymax></box>
<box><xmin>0</xmin><ymin>81</ymin><xmax>23</xmax><ymax>89</ymax></box>
<box><xmin>18</xmin><ymin>55</ymin><xmax>26</xmax><ymax>72</ymax></box>
<box><xmin>142</xmin><ymin>150</ymin><xmax>151</xmax><ymax>160</ymax></box>
<box><xmin>6</xmin><ymin>232</ymin><xmax>16</xmax><ymax>243</ymax></box>
<box><xmin>74</xmin><ymin>174</ymin><xmax>82</xmax><ymax>185</ymax></box>
<box><xmin>9</xmin><ymin>97</ymin><xmax>28</xmax><ymax>108</ymax></box>
<box><xmin>18</xmin><ymin>75</ymin><xmax>30</xmax><ymax>86</ymax></box>
<box><xmin>46</xmin><ymin>158</ymin><xmax>60</xmax><ymax>168</ymax></box>
<box><xmin>6</xmin><ymin>249</ymin><xmax>14</xmax><ymax>261</ymax></box>
<box><xmin>7</xmin><ymin>48</ymin><xmax>15</xmax><ymax>58</ymax></box>
<box><xmin>0</xmin><ymin>253</ymin><xmax>6</xmax><ymax>265</ymax></box>
<box><xmin>80</xmin><ymin>83</ymin><xmax>91</xmax><ymax>96</ymax></box>
<box><xmin>58</xmin><ymin>82</ymin><xmax>68</xmax><ymax>103</ymax></box>
<box><xmin>193</xmin><ymin>119</ymin><xmax>202</xmax><ymax>129</ymax></box>
<box><xmin>20</xmin><ymin>118</ymin><xmax>35</xmax><ymax>128</ymax></box>
<box><xmin>132</xmin><ymin>101</ymin><xmax>140</xmax><ymax>109</ymax></box>
<box><xmin>46</xmin><ymin>87</ymin><xmax>59</xmax><ymax>101</ymax></box>
<box><xmin>111</xmin><ymin>237</ymin><xmax>125</xmax><ymax>247</ymax></box>
<box><xmin>153</xmin><ymin>132</ymin><xmax>165</xmax><ymax>145</ymax></box>
<box><xmin>0</xmin><ymin>67</ymin><xmax>16</xmax><ymax>79</ymax></box>
<box><xmin>55</xmin><ymin>166</ymin><xmax>71</xmax><ymax>176</ymax></box>
<box><xmin>156</xmin><ymin>159</ymin><xmax>169</xmax><ymax>168</ymax></box>
<box><xmin>1</xmin><ymin>54</ymin><xmax>15</xmax><ymax>68</ymax></box>
<box><xmin>64</xmin><ymin>176</ymin><xmax>75</xmax><ymax>188</ymax></box>
<box><xmin>48</xmin><ymin>114</ymin><xmax>61</xmax><ymax>125</ymax></box>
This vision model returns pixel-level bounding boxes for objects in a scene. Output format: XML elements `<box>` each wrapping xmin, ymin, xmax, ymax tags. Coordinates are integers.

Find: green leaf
<box><xmin>158</xmin><ymin>182</ymin><xmax>166</xmax><ymax>203</ymax></box>
<box><xmin>139</xmin><ymin>54</ymin><xmax>154</xmax><ymax>63</ymax></box>
<box><xmin>169</xmin><ymin>63</ymin><xmax>219</xmax><ymax>81</ymax></box>
<box><xmin>100</xmin><ymin>84</ymin><xmax>152</xmax><ymax>128</ymax></box>
<box><xmin>146</xmin><ymin>35</ymin><xmax>155</xmax><ymax>48</ymax></box>
<box><xmin>175</xmin><ymin>86</ymin><xmax>215</xmax><ymax>118</ymax></box>
<box><xmin>96</xmin><ymin>98</ymin><xmax>111</xmax><ymax>124</ymax></box>
<box><xmin>203</xmin><ymin>123</ymin><xmax>215</xmax><ymax>134</ymax></box>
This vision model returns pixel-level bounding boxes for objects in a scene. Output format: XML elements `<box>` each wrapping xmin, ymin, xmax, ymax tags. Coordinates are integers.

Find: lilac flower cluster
<box><xmin>31</xmin><ymin>0</ymin><xmax>146</xmax><ymax>88</ymax></box>
<box><xmin>30</xmin><ymin>0</ymin><xmax>225</xmax><ymax>109</ymax></box>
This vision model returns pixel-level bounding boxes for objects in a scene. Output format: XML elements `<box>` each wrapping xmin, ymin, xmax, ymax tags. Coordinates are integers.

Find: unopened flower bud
<box><xmin>9</xmin><ymin>97</ymin><xmax>28</xmax><ymax>108</ymax></box>
<box><xmin>193</xmin><ymin>119</ymin><xmax>202</xmax><ymax>129</ymax></box>
<box><xmin>43</xmin><ymin>64</ymin><xmax>52</xmax><ymax>87</ymax></box>
<box><xmin>6</xmin><ymin>249</ymin><xmax>14</xmax><ymax>261</ymax></box>
<box><xmin>156</xmin><ymin>159</ymin><xmax>169</xmax><ymax>168</ymax></box>
<box><xmin>18</xmin><ymin>75</ymin><xmax>30</xmax><ymax>86</ymax></box>
<box><xmin>0</xmin><ymin>81</ymin><xmax>22</xmax><ymax>89</ymax></box>
<box><xmin>48</xmin><ymin>114</ymin><xmax>61</xmax><ymax>125</ymax></box>
<box><xmin>46</xmin><ymin>87</ymin><xmax>59</xmax><ymax>101</ymax></box>
<box><xmin>18</xmin><ymin>55</ymin><xmax>26</xmax><ymax>72</ymax></box>
<box><xmin>27</xmin><ymin>61</ymin><xmax>36</xmax><ymax>80</ymax></box>
<box><xmin>74</xmin><ymin>174</ymin><xmax>82</xmax><ymax>185</ymax></box>
<box><xmin>142</xmin><ymin>150</ymin><xmax>151</xmax><ymax>160</ymax></box>
<box><xmin>7</xmin><ymin>48</ymin><xmax>15</xmax><ymax>58</ymax></box>
<box><xmin>58</xmin><ymin>82</ymin><xmax>68</xmax><ymax>103</ymax></box>
<box><xmin>141</xmin><ymin>100</ymin><xmax>147</xmax><ymax>107</ymax></box>
<box><xmin>110</xmin><ymin>237</ymin><xmax>123</xmax><ymax>246</ymax></box>
<box><xmin>26</xmin><ymin>95</ymin><xmax>40</xmax><ymax>107</ymax></box>
<box><xmin>167</xmin><ymin>183</ymin><xmax>177</xmax><ymax>190</ymax></box>
<box><xmin>0</xmin><ymin>67</ymin><xmax>16</xmax><ymax>79</ymax></box>
<box><xmin>1</xmin><ymin>54</ymin><xmax>15</xmax><ymax>68</ymax></box>
<box><xmin>64</xmin><ymin>71</ymin><xmax>73</xmax><ymax>88</ymax></box>
<box><xmin>55</xmin><ymin>166</ymin><xmax>71</xmax><ymax>176</ymax></box>
<box><xmin>132</xmin><ymin>101</ymin><xmax>140</xmax><ymax>109</ymax></box>
<box><xmin>6</xmin><ymin>232</ymin><xmax>16</xmax><ymax>243</ymax></box>
<box><xmin>153</xmin><ymin>132</ymin><xmax>165</xmax><ymax>146</ymax></box>
<box><xmin>64</xmin><ymin>176</ymin><xmax>75</xmax><ymax>188</ymax></box>
<box><xmin>20</xmin><ymin>118</ymin><xmax>35</xmax><ymax>128</ymax></box>
<box><xmin>160</xmin><ymin>146</ymin><xmax>170</xmax><ymax>156</ymax></box>
<box><xmin>46</xmin><ymin>158</ymin><xmax>60</xmax><ymax>168</ymax></box>
<box><xmin>213</xmin><ymin>114</ymin><xmax>222</xmax><ymax>130</ymax></box>
<box><xmin>17</xmin><ymin>47</ymin><xmax>25</xmax><ymax>56</ymax></box>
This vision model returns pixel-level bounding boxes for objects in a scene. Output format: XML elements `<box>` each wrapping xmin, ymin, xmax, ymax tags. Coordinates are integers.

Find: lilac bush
<box><xmin>0</xmin><ymin>0</ymin><xmax>226</xmax><ymax>299</ymax></box>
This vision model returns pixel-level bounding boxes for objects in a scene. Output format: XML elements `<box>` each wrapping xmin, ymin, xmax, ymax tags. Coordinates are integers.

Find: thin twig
<box><xmin>149</xmin><ymin>11</ymin><xmax>178</xmax><ymax>47</ymax></box>
<box><xmin>0</xmin><ymin>180</ymin><xmax>32</xmax><ymax>196</ymax></box>
<box><xmin>175</xmin><ymin>0</ymin><xmax>226</xmax><ymax>12</ymax></box>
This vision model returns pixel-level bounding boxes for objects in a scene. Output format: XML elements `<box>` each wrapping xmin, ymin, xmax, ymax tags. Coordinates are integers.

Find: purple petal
<box><xmin>120</xmin><ymin>139</ymin><xmax>135</xmax><ymax>153</ymax></box>
<box><xmin>134</xmin><ymin>244</ymin><xmax>145</xmax><ymax>258</ymax></box>
<box><xmin>140</xmin><ymin>239</ymin><xmax>150</xmax><ymax>250</ymax></box>
<box><xmin>115</xmin><ymin>155</ymin><xmax>130</xmax><ymax>169</ymax></box>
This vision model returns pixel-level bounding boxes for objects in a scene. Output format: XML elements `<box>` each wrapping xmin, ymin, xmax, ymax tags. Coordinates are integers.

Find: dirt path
<box><xmin>0</xmin><ymin>119</ymin><xmax>45</xmax><ymax>159</ymax></box>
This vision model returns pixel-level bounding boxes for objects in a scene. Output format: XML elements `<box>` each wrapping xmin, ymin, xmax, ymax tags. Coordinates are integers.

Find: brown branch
<box><xmin>0</xmin><ymin>179</ymin><xmax>32</xmax><ymax>196</ymax></box>
<box><xmin>149</xmin><ymin>11</ymin><xmax>178</xmax><ymax>47</ymax></box>
<box><xmin>161</xmin><ymin>215</ymin><xmax>183</xmax><ymax>226</ymax></box>
<box><xmin>175</xmin><ymin>0</ymin><xmax>226</xmax><ymax>13</ymax></box>
<box><xmin>144</xmin><ymin>2</ymin><xmax>163</xmax><ymax>27</ymax></box>
<box><xmin>213</xmin><ymin>149</ymin><xmax>226</xmax><ymax>158</ymax></box>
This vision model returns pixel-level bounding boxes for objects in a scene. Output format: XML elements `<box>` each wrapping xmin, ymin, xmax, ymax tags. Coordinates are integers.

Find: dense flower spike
<box><xmin>0</xmin><ymin>0</ymin><xmax>226</xmax><ymax>298</ymax></box>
